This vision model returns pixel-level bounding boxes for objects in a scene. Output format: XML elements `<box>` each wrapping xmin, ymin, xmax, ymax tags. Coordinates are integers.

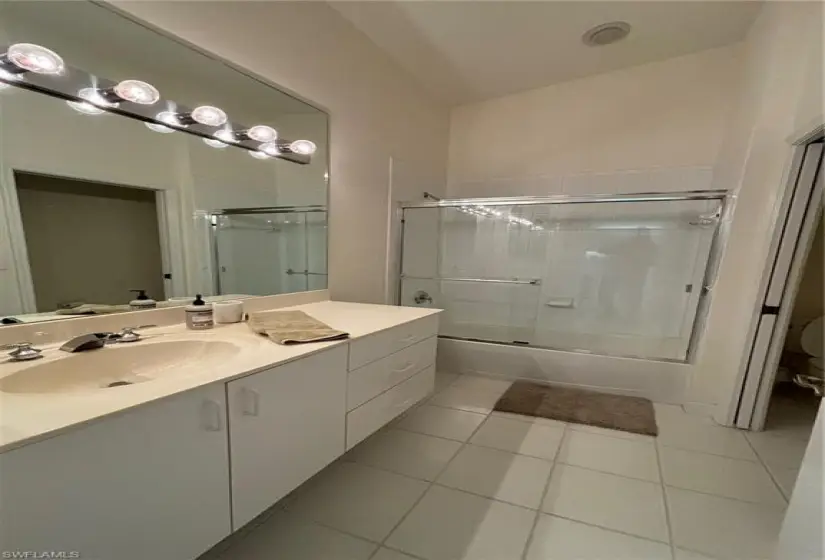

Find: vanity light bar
<box><xmin>0</xmin><ymin>42</ymin><xmax>314</xmax><ymax>165</ymax></box>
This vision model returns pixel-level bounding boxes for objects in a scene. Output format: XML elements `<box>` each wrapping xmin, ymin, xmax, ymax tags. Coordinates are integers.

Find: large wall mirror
<box><xmin>0</xmin><ymin>1</ymin><xmax>328</xmax><ymax>325</ymax></box>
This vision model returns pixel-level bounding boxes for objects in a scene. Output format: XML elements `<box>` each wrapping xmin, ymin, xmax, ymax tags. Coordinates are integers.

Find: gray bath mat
<box><xmin>494</xmin><ymin>381</ymin><xmax>658</xmax><ymax>436</ymax></box>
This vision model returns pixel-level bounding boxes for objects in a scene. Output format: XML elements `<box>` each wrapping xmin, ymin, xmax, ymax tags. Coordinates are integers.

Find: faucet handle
<box><xmin>2</xmin><ymin>342</ymin><xmax>43</xmax><ymax>361</ymax></box>
<box><xmin>115</xmin><ymin>325</ymin><xmax>156</xmax><ymax>343</ymax></box>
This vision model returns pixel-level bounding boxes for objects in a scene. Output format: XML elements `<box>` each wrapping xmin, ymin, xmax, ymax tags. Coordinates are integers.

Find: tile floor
<box><xmin>200</xmin><ymin>373</ymin><xmax>816</xmax><ymax>560</ymax></box>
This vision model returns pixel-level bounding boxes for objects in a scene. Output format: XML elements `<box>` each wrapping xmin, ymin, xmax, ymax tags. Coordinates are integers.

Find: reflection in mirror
<box><xmin>0</xmin><ymin>1</ymin><xmax>328</xmax><ymax>325</ymax></box>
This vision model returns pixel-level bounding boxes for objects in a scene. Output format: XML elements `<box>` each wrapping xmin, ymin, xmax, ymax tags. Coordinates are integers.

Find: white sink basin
<box><xmin>0</xmin><ymin>340</ymin><xmax>240</xmax><ymax>394</ymax></box>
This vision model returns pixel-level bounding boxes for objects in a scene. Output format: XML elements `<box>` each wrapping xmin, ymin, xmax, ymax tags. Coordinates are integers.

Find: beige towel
<box><xmin>55</xmin><ymin>303</ymin><xmax>132</xmax><ymax>315</ymax></box>
<box><xmin>248</xmin><ymin>310</ymin><xmax>349</xmax><ymax>345</ymax></box>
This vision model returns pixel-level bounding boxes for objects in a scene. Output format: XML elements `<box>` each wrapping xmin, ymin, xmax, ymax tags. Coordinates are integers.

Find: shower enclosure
<box><xmin>398</xmin><ymin>191</ymin><xmax>728</xmax><ymax>398</ymax></box>
<box><xmin>210</xmin><ymin>206</ymin><xmax>327</xmax><ymax>296</ymax></box>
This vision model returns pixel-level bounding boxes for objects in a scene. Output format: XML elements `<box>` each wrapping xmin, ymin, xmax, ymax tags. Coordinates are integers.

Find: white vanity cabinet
<box><xmin>227</xmin><ymin>345</ymin><xmax>348</xmax><ymax>528</ymax></box>
<box><xmin>0</xmin><ymin>385</ymin><xmax>231</xmax><ymax>560</ymax></box>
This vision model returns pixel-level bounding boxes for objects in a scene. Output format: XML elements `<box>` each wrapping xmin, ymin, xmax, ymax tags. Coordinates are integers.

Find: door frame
<box><xmin>729</xmin><ymin>127</ymin><xmax>825</xmax><ymax>430</ymax></box>
<box><xmin>0</xmin><ymin>169</ymin><xmax>184</xmax><ymax>313</ymax></box>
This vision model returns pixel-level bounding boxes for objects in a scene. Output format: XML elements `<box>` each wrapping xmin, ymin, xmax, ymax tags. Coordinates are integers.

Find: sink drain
<box><xmin>105</xmin><ymin>381</ymin><xmax>134</xmax><ymax>388</ymax></box>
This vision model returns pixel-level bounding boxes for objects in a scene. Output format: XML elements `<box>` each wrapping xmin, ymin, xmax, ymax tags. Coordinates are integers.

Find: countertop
<box><xmin>0</xmin><ymin>301</ymin><xmax>440</xmax><ymax>453</ymax></box>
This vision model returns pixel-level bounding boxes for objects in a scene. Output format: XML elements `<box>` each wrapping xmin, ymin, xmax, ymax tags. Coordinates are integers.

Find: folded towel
<box><xmin>248</xmin><ymin>310</ymin><xmax>349</xmax><ymax>345</ymax></box>
<box><xmin>55</xmin><ymin>304</ymin><xmax>132</xmax><ymax>315</ymax></box>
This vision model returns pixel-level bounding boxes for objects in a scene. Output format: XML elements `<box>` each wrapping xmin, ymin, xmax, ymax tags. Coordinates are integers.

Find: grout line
<box><xmin>371</xmin><ymin>404</ymin><xmax>495</xmax><ymax>557</ymax></box>
<box><xmin>654</xmin><ymin>438</ymin><xmax>677</xmax><ymax>560</ymax></box>
<box><xmin>735</xmin><ymin>433</ymin><xmax>791</xmax><ymax>504</ymax></box>
<box><xmin>541</xmin><ymin>511</ymin><xmax>674</xmax><ymax>547</ymax></box>
<box><xmin>520</xmin><ymin>425</ymin><xmax>566</xmax><ymax>560</ymax></box>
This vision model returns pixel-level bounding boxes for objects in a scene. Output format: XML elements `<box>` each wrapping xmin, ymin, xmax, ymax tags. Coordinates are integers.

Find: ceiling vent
<box><xmin>582</xmin><ymin>22</ymin><xmax>631</xmax><ymax>47</ymax></box>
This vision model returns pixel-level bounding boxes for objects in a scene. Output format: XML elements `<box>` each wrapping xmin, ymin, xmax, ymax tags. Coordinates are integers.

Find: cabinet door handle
<box><xmin>393</xmin><ymin>361</ymin><xmax>415</xmax><ymax>373</ymax></box>
<box><xmin>241</xmin><ymin>388</ymin><xmax>260</xmax><ymax>417</ymax></box>
<box><xmin>201</xmin><ymin>399</ymin><xmax>224</xmax><ymax>432</ymax></box>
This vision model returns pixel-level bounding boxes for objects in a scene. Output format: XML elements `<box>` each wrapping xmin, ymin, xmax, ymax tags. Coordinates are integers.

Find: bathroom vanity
<box><xmin>0</xmin><ymin>301</ymin><xmax>440</xmax><ymax>559</ymax></box>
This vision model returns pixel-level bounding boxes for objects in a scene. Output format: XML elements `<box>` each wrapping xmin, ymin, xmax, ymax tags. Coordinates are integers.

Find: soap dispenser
<box><xmin>185</xmin><ymin>294</ymin><xmax>214</xmax><ymax>330</ymax></box>
<box><xmin>129</xmin><ymin>289</ymin><xmax>157</xmax><ymax>310</ymax></box>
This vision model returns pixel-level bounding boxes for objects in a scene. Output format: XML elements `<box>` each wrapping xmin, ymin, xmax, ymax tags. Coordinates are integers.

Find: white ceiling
<box><xmin>330</xmin><ymin>1</ymin><xmax>761</xmax><ymax>105</ymax></box>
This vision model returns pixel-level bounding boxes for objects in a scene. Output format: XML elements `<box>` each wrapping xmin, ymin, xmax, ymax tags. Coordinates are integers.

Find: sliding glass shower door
<box><xmin>399</xmin><ymin>194</ymin><xmax>725</xmax><ymax>362</ymax></box>
<box><xmin>212</xmin><ymin>206</ymin><xmax>327</xmax><ymax>296</ymax></box>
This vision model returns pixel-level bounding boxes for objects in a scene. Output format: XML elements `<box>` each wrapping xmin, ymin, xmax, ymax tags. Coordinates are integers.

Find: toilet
<box><xmin>800</xmin><ymin>316</ymin><xmax>824</xmax><ymax>379</ymax></box>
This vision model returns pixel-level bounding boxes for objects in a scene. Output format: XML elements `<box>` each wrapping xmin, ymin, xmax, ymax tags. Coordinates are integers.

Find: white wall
<box><xmin>447</xmin><ymin>45</ymin><xmax>741</xmax><ymax>197</ymax></box>
<box><xmin>112</xmin><ymin>1</ymin><xmax>450</xmax><ymax>304</ymax></box>
<box><xmin>689</xmin><ymin>1</ymin><xmax>824</xmax><ymax>417</ymax></box>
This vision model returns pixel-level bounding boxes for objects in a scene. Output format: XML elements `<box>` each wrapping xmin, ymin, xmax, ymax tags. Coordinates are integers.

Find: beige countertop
<box><xmin>0</xmin><ymin>301</ymin><xmax>440</xmax><ymax>453</ymax></box>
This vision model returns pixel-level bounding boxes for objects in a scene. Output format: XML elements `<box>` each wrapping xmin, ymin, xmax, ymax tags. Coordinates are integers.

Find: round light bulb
<box><xmin>249</xmin><ymin>150</ymin><xmax>272</xmax><ymax>160</ymax></box>
<box><xmin>6</xmin><ymin>43</ymin><xmax>64</xmax><ymax>75</ymax></box>
<box><xmin>145</xmin><ymin>122</ymin><xmax>175</xmax><ymax>134</ymax></box>
<box><xmin>246</xmin><ymin>125</ymin><xmax>277</xmax><ymax>143</ymax></box>
<box><xmin>191</xmin><ymin>105</ymin><xmax>227</xmax><ymax>127</ymax></box>
<box><xmin>214</xmin><ymin>129</ymin><xmax>237</xmax><ymax>144</ymax></box>
<box><xmin>113</xmin><ymin>79</ymin><xmax>160</xmax><ymax>105</ymax></box>
<box><xmin>289</xmin><ymin>139</ymin><xmax>316</xmax><ymax>155</ymax></box>
<box><xmin>203</xmin><ymin>137</ymin><xmax>229</xmax><ymax>149</ymax></box>
<box><xmin>260</xmin><ymin>142</ymin><xmax>281</xmax><ymax>156</ymax></box>
<box><xmin>67</xmin><ymin>100</ymin><xmax>104</xmax><ymax>115</ymax></box>
<box><xmin>78</xmin><ymin>87</ymin><xmax>118</xmax><ymax>108</ymax></box>
<box><xmin>156</xmin><ymin>111</ymin><xmax>186</xmax><ymax>128</ymax></box>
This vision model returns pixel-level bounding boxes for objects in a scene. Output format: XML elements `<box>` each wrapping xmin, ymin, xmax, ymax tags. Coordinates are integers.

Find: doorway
<box><xmin>14</xmin><ymin>172</ymin><xmax>167</xmax><ymax>310</ymax></box>
<box><xmin>734</xmin><ymin>138</ymin><xmax>824</xmax><ymax>432</ymax></box>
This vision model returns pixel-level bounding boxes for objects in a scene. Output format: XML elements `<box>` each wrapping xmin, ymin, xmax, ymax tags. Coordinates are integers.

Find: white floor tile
<box><xmin>437</xmin><ymin>444</ymin><xmax>553</xmax><ymax>509</ymax></box>
<box><xmin>658</xmin><ymin>416</ymin><xmax>757</xmax><ymax>460</ymax></box>
<box><xmin>557</xmin><ymin>430</ymin><xmax>660</xmax><ymax>481</ymax></box>
<box><xmin>221</xmin><ymin>510</ymin><xmax>376</xmax><ymax>560</ymax></box>
<box><xmin>541</xmin><ymin>464</ymin><xmax>669</xmax><ymax>542</ymax></box>
<box><xmin>396</xmin><ymin>405</ymin><xmax>487</xmax><ymax>441</ymax></box>
<box><xmin>772</xmin><ymin>466</ymin><xmax>800</xmax><ymax>499</ymax></box>
<box><xmin>429</xmin><ymin>386</ymin><xmax>502</xmax><ymax>414</ymax></box>
<box><xmin>449</xmin><ymin>375</ymin><xmax>512</xmax><ymax>395</ymax></box>
<box><xmin>286</xmin><ymin>462</ymin><xmax>428</xmax><ymax>542</ymax></box>
<box><xmin>372</xmin><ymin>548</ymin><xmax>420</xmax><ymax>560</ymax></box>
<box><xmin>569</xmin><ymin>422</ymin><xmax>656</xmax><ymax>442</ymax></box>
<box><xmin>490</xmin><ymin>410</ymin><xmax>566</xmax><ymax>428</ymax></box>
<box><xmin>673</xmin><ymin>548</ymin><xmax>719</xmax><ymax>560</ymax></box>
<box><xmin>434</xmin><ymin>371</ymin><xmax>461</xmax><ymax>393</ymax></box>
<box><xmin>386</xmin><ymin>485</ymin><xmax>534</xmax><ymax>560</ymax></box>
<box><xmin>526</xmin><ymin>515</ymin><xmax>672</xmax><ymax>560</ymax></box>
<box><xmin>347</xmin><ymin>429</ymin><xmax>462</xmax><ymax>481</ymax></box>
<box><xmin>470</xmin><ymin>416</ymin><xmax>564</xmax><ymax>460</ymax></box>
<box><xmin>667</xmin><ymin>487</ymin><xmax>785</xmax><ymax>560</ymax></box>
<box><xmin>659</xmin><ymin>446</ymin><xmax>786</xmax><ymax>506</ymax></box>
<box><xmin>746</xmin><ymin>430</ymin><xmax>810</xmax><ymax>472</ymax></box>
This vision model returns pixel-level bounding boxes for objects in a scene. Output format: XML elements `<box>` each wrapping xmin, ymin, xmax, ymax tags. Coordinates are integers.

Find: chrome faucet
<box><xmin>59</xmin><ymin>325</ymin><xmax>157</xmax><ymax>353</ymax></box>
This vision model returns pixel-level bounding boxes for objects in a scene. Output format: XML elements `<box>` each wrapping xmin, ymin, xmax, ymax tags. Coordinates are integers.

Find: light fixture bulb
<box><xmin>213</xmin><ymin>129</ymin><xmax>237</xmax><ymax>144</ymax></box>
<box><xmin>289</xmin><ymin>139</ymin><xmax>316</xmax><ymax>155</ymax></box>
<box><xmin>78</xmin><ymin>87</ymin><xmax>118</xmax><ymax>108</ymax></box>
<box><xmin>191</xmin><ymin>105</ymin><xmax>227</xmax><ymax>127</ymax></box>
<box><xmin>249</xmin><ymin>150</ymin><xmax>271</xmax><ymax>160</ymax></box>
<box><xmin>260</xmin><ymin>142</ymin><xmax>280</xmax><ymax>156</ymax></box>
<box><xmin>156</xmin><ymin>111</ymin><xmax>186</xmax><ymax>128</ymax></box>
<box><xmin>203</xmin><ymin>137</ymin><xmax>229</xmax><ymax>149</ymax></box>
<box><xmin>5</xmin><ymin>43</ymin><xmax>64</xmax><ymax>75</ymax></box>
<box><xmin>246</xmin><ymin>125</ymin><xmax>277</xmax><ymax>143</ymax></box>
<box><xmin>113</xmin><ymin>79</ymin><xmax>160</xmax><ymax>105</ymax></box>
<box><xmin>66</xmin><ymin>100</ymin><xmax>104</xmax><ymax>115</ymax></box>
<box><xmin>145</xmin><ymin>122</ymin><xmax>175</xmax><ymax>134</ymax></box>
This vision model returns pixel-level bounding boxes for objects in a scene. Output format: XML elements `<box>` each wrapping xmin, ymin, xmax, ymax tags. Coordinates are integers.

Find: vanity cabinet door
<box><xmin>228</xmin><ymin>345</ymin><xmax>348</xmax><ymax>528</ymax></box>
<box><xmin>0</xmin><ymin>385</ymin><xmax>231</xmax><ymax>560</ymax></box>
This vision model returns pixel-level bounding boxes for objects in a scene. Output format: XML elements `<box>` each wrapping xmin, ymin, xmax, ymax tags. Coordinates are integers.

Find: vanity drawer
<box><xmin>348</xmin><ymin>315</ymin><xmax>439</xmax><ymax>370</ymax></box>
<box><xmin>347</xmin><ymin>336</ymin><xmax>437</xmax><ymax>411</ymax></box>
<box><xmin>346</xmin><ymin>364</ymin><xmax>435</xmax><ymax>450</ymax></box>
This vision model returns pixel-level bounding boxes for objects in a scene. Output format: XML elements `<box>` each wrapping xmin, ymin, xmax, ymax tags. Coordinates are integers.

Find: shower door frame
<box><xmin>396</xmin><ymin>189</ymin><xmax>731</xmax><ymax>364</ymax></box>
<box><xmin>209</xmin><ymin>205</ymin><xmax>328</xmax><ymax>296</ymax></box>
